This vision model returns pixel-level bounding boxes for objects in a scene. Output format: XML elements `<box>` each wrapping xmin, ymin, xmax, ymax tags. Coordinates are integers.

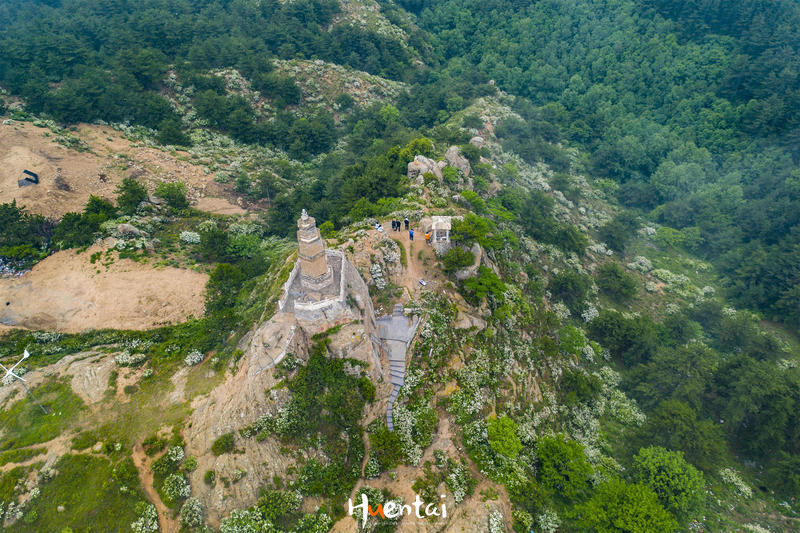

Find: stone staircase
<box><xmin>377</xmin><ymin>304</ymin><xmax>419</xmax><ymax>431</ymax></box>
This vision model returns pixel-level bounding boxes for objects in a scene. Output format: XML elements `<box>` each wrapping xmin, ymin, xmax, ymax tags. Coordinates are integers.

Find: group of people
<box><xmin>390</xmin><ymin>218</ymin><xmax>410</xmax><ymax>232</ymax></box>
<box><xmin>379</xmin><ymin>218</ymin><xmax>433</xmax><ymax>245</ymax></box>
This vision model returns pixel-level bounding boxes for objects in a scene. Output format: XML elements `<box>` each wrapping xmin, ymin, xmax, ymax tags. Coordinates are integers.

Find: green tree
<box><xmin>596</xmin><ymin>262</ymin><xmax>638</xmax><ymax>301</ymax></box>
<box><xmin>205</xmin><ymin>263</ymin><xmax>245</xmax><ymax>319</ymax></box>
<box><xmin>154</xmin><ymin>181</ymin><xmax>189</xmax><ymax>209</ymax></box>
<box><xmin>598</xmin><ymin>213</ymin><xmax>640</xmax><ymax>253</ymax></box>
<box><xmin>442</xmin><ymin>246</ymin><xmax>475</xmax><ymax>272</ymax></box>
<box><xmin>211</xmin><ymin>433</ymin><xmax>235</xmax><ymax>456</ymax></box>
<box><xmin>319</xmin><ymin>221</ymin><xmax>335</xmax><ymax>238</ymax></box>
<box><xmin>157</xmin><ymin>118</ymin><xmax>191</xmax><ymax>147</ymax></box>
<box><xmin>369</xmin><ymin>425</ymin><xmax>403</xmax><ymax>471</ymax></box>
<box><xmin>549</xmin><ymin>269</ymin><xmax>591</xmax><ymax>314</ymax></box>
<box><xmin>536</xmin><ymin>435</ymin><xmax>592</xmax><ymax>500</ymax></box>
<box><xmin>257</xmin><ymin>490</ymin><xmax>301</xmax><ymax>527</ymax></box>
<box><xmin>573</xmin><ymin>479</ymin><xmax>678</xmax><ymax>532</ymax></box>
<box><xmin>463</xmin><ymin>266</ymin><xmax>505</xmax><ymax>302</ymax></box>
<box><xmin>200</xmin><ymin>226</ymin><xmax>231</xmax><ymax>262</ymax></box>
<box><xmin>632</xmin><ymin>446</ymin><xmax>705</xmax><ymax>519</ymax></box>
<box><xmin>487</xmin><ymin>415</ymin><xmax>522</xmax><ymax>459</ymax></box>
<box><xmin>116</xmin><ymin>178</ymin><xmax>148</xmax><ymax>215</ymax></box>
<box><xmin>635</xmin><ymin>400</ymin><xmax>725</xmax><ymax>472</ymax></box>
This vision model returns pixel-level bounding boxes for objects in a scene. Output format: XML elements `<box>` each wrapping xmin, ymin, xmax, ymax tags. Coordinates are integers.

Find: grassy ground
<box><xmin>0</xmin><ymin>379</ymin><xmax>85</xmax><ymax>451</ymax></box>
<box><xmin>6</xmin><ymin>454</ymin><xmax>143</xmax><ymax>532</ymax></box>
<box><xmin>0</xmin><ymin>447</ymin><xmax>45</xmax><ymax>467</ymax></box>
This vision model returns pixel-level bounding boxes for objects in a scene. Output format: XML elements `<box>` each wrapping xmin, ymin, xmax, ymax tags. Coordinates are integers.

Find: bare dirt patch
<box><xmin>194</xmin><ymin>196</ymin><xmax>247</xmax><ymax>216</ymax></box>
<box><xmin>0</xmin><ymin>121</ymin><xmax>231</xmax><ymax>219</ymax></box>
<box><xmin>0</xmin><ymin>244</ymin><xmax>207</xmax><ymax>333</ymax></box>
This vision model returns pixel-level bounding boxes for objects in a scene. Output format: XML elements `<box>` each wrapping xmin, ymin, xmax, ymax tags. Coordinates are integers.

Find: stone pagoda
<box><xmin>296</xmin><ymin>209</ymin><xmax>334</xmax><ymax>293</ymax></box>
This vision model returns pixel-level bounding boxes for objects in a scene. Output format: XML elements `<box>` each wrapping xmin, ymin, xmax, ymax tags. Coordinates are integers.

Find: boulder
<box><xmin>469</xmin><ymin>136</ymin><xmax>485</xmax><ymax>148</ymax></box>
<box><xmin>454</xmin><ymin>243</ymin><xmax>482</xmax><ymax>280</ymax></box>
<box><xmin>117</xmin><ymin>223</ymin><xmax>143</xmax><ymax>237</ymax></box>
<box><xmin>407</xmin><ymin>155</ymin><xmax>443</xmax><ymax>181</ymax></box>
<box><xmin>445</xmin><ymin>146</ymin><xmax>471</xmax><ymax>177</ymax></box>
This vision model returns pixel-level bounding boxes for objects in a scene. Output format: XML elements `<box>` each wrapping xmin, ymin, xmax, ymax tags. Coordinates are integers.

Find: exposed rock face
<box><xmin>445</xmin><ymin>145</ymin><xmax>471</xmax><ymax>177</ymax></box>
<box><xmin>454</xmin><ymin>243</ymin><xmax>482</xmax><ymax>281</ymax></box>
<box><xmin>185</xmin><ymin>321</ymin><xmax>307</xmax><ymax>526</ymax></box>
<box><xmin>407</xmin><ymin>155</ymin><xmax>444</xmax><ymax>182</ymax></box>
<box><xmin>469</xmin><ymin>136</ymin><xmax>485</xmax><ymax>148</ymax></box>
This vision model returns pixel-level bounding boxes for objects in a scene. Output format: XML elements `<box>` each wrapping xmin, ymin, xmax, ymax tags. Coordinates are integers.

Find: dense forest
<box><xmin>1</xmin><ymin>0</ymin><xmax>800</xmax><ymax>531</ymax></box>
<box><xmin>407</xmin><ymin>0</ymin><xmax>800</xmax><ymax>328</ymax></box>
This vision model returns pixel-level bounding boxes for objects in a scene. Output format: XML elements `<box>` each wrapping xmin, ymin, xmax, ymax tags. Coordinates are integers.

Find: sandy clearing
<box><xmin>0</xmin><ymin>244</ymin><xmax>207</xmax><ymax>333</ymax></box>
<box><xmin>194</xmin><ymin>196</ymin><xmax>247</xmax><ymax>215</ymax></box>
<box><xmin>0</xmin><ymin>121</ymin><xmax>230</xmax><ymax>219</ymax></box>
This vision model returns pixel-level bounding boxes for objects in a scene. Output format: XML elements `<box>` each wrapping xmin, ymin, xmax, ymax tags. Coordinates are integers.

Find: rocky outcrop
<box><xmin>445</xmin><ymin>145</ymin><xmax>471</xmax><ymax>177</ymax></box>
<box><xmin>454</xmin><ymin>243</ymin><xmax>482</xmax><ymax>281</ymax></box>
<box><xmin>407</xmin><ymin>154</ymin><xmax>445</xmax><ymax>183</ymax></box>
<box><xmin>117</xmin><ymin>223</ymin><xmax>145</xmax><ymax>237</ymax></box>
<box><xmin>470</xmin><ymin>136</ymin><xmax>485</xmax><ymax>148</ymax></box>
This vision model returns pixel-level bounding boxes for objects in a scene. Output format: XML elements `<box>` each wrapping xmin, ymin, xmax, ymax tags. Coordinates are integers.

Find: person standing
<box><xmin>409</xmin><ymin>228</ymin><xmax>414</xmax><ymax>241</ymax></box>
<box><xmin>404</xmin><ymin>217</ymin><xmax>409</xmax><ymax>230</ymax></box>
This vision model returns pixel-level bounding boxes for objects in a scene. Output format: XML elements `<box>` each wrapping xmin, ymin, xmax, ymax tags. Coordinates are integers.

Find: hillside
<box><xmin>1</xmin><ymin>1</ymin><xmax>799</xmax><ymax>532</ymax></box>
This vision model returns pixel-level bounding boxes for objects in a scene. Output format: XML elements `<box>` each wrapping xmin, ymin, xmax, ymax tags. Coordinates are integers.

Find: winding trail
<box><xmin>132</xmin><ymin>443</ymin><xmax>179</xmax><ymax>533</ymax></box>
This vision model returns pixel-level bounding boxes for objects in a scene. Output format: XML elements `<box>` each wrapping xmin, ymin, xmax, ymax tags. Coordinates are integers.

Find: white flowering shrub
<box><xmin>130</xmin><ymin>503</ymin><xmax>159</xmax><ymax>533</ymax></box>
<box><xmin>446</xmin><ymin>459</ymin><xmax>473</xmax><ymax>504</ymax></box>
<box><xmin>2</xmin><ymin>366</ymin><xmax>26</xmax><ymax>386</ymax></box>
<box><xmin>229</xmin><ymin>222</ymin><xmax>258</xmax><ymax>236</ymax></box>
<box><xmin>197</xmin><ymin>220</ymin><xmax>218</xmax><ymax>233</ymax></box>
<box><xmin>744</xmin><ymin>524</ymin><xmax>772</xmax><ymax>533</ymax></box>
<box><xmin>5</xmin><ymin>500</ymin><xmax>24</xmax><ymax>522</ymax></box>
<box><xmin>552</xmin><ymin>302</ymin><xmax>570</xmax><ymax>320</ymax></box>
<box><xmin>295</xmin><ymin>513</ymin><xmax>333</xmax><ymax>533</ymax></box>
<box><xmin>364</xmin><ymin>456</ymin><xmax>381</xmax><ymax>479</ymax></box>
<box><xmin>581</xmin><ymin>304</ymin><xmax>599</xmax><ymax>322</ymax></box>
<box><xmin>720</xmin><ymin>467</ymin><xmax>752</xmax><ymax>498</ymax></box>
<box><xmin>626</xmin><ymin>256</ymin><xmax>653</xmax><ymax>273</ymax></box>
<box><xmin>580</xmin><ymin>344</ymin><xmax>596</xmax><ymax>362</ymax></box>
<box><xmin>184</xmin><ymin>350</ymin><xmax>204</xmax><ymax>366</ymax></box>
<box><xmin>369</xmin><ymin>263</ymin><xmax>386</xmax><ymax>289</ymax></box>
<box><xmin>115</xmin><ymin>351</ymin><xmax>147</xmax><ymax>367</ymax></box>
<box><xmin>123</xmin><ymin>338</ymin><xmax>154</xmax><ymax>352</ymax></box>
<box><xmin>240</xmin><ymin>413</ymin><xmax>275</xmax><ymax>439</ymax></box>
<box><xmin>32</xmin><ymin>331</ymin><xmax>64</xmax><ymax>343</ymax></box>
<box><xmin>163</xmin><ymin>473</ymin><xmax>191</xmax><ymax>502</ymax></box>
<box><xmin>433</xmin><ymin>449</ymin><xmax>448</xmax><ymax>470</ymax></box>
<box><xmin>488</xmin><ymin>508</ymin><xmax>504</xmax><ymax>533</ymax></box>
<box><xmin>180</xmin><ymin>231</ymin><xmax>200</xmax><ymax>244</ymax></box>
<box><xmin>448</xmin><ymin>387</ymin><xmax>484</xmax><ymax>423</ymax></box>
<box><xmin>536</xmin><ymin>508</ymin><xmax>560</xmax><ymax>533</ymax></box>
<box><xmin>392</xmin><ymin>404</ymin><xmax>423</xmax><ymax>465</ymax></box>
<box><xmin>219</xmin><ymin>508</ymin><xmax>273</xmax><ymax>533</ymax></box>
<box><xmin>166</xmin><ymin>445</ymin><xmax>185</xmax><ymax>465</ymax></box>
<box><xmin>179</xmin><ymin>497</ymin><xmax>204</xmax><ymax>528</ymax></box>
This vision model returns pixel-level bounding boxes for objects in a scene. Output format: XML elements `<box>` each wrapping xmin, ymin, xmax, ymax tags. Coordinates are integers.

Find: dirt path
<box><xmin>132</xmin><ymin>444</ymin><xmax>180</xmax><ymax>533</ymax></box>
<box><xmin>380</xmin><ymin>221</ymin><xmax>438</xmax><ymax>299</ymax></box>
